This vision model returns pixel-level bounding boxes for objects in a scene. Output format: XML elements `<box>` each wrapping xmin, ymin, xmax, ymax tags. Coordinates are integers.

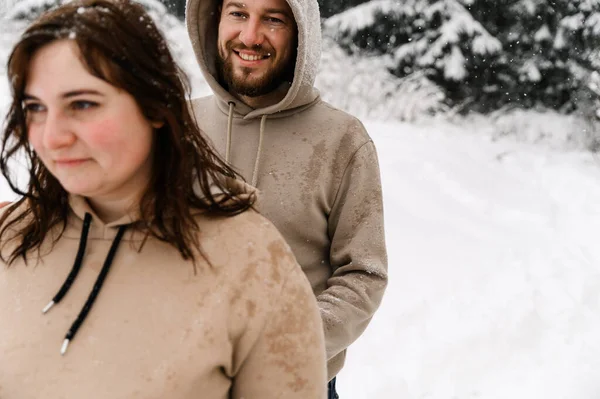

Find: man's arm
<box><xmin>320</xmin><ymin>138</ymin><xmax>388</xmax><ymax>363</ymax></box>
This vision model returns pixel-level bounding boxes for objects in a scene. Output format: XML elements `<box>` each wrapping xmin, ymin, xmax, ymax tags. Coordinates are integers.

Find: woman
<box><xmin>0</xmin><ymin>0</ymin><xmax>327</xmax><ymax>397</ymax></box>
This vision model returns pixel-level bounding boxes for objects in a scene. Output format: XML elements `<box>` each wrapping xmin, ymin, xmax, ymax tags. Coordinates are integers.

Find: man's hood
<box><xmin>185</xmin><ymin>0</ymin><xmax>322</xmax><ymax>119</ymax></box>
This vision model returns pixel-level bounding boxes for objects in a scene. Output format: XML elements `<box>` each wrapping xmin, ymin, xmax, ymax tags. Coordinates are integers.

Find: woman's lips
<box><xmin>54</xmin><ymin>158</ymin><xmax>89</xmax><ymax>167</ymax></box>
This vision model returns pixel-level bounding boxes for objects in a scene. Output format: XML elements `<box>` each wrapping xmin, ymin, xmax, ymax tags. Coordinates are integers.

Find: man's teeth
<box><xmin>239</xmin><ymin>53</ymin><xmax>265</xmax><ymax>61</ymax></box>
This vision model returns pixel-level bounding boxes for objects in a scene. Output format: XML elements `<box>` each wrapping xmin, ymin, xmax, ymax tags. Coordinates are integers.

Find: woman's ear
<box><xmin>151</xmin><ymin>120</ymin><xmax>164</xmax><ymax>129</ymax></box>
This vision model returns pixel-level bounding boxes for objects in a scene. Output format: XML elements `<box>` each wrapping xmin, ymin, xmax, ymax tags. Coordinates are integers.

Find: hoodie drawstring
<box><xmin>252</xmin><ymin>115</ymin><xmax>267</xmax><ymax>187</ymax></box>
<box><xmin>224</xmin><ymin>101</ymin><xmax>267</xmax><ymax>187</ymax></box>
<box><xmin>226</xmin><ymin>101</ymin><xmax>234</xmax><ymax>163</ymax></box>
<box><xmin>42</xmin><ymin>212</ymin><xmax>128</xmax><ymax>355</ymax></box>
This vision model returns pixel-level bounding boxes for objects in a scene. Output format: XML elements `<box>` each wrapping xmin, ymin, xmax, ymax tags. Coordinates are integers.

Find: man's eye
<box><xmin>266</xmin><ymin>17</ymin><xmax>284</xmax><ymax>24</ymax></box>
<box><xmin>230</xmin><ymin>11</ymin><xmax>246</xmax><ymax>18</ymax></box>
<box><xmin>71</xmin><ymin>100</ymin><xmax>98</xmax><ymax>110</ymax></box>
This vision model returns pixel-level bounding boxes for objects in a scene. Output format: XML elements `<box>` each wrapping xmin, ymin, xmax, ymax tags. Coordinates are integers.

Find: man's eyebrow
<box><xmin>23</xmin><ymin>90</ymin><xmax>104</xmax><ymax>100</ymax></box>
<box><xmin>264</xmin><ymin>8</ymin><xmax>293</xmax><ymax>18</ymax></box>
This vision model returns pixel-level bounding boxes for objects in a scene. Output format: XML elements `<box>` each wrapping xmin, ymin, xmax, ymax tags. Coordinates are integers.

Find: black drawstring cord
<box><xmin>61</xmin><ymin>224</ymin><xmax>126</xmax><ymax>355</ymax></box>
<box><xmin>42</xmin><ymin>212</ymin><xmax>93</xmax><ymax>314</ymax></box>
<box><xmin>41</xmin><ymin>212</ymin><xmax>128</xmax><ymax>355</ymax></box>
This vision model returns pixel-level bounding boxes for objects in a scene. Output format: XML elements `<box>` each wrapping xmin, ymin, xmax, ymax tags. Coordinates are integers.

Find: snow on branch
<box><xmin>323</xmin><ymin>0</ymin><xmax>415</xmax><ymax>37</ymax></box>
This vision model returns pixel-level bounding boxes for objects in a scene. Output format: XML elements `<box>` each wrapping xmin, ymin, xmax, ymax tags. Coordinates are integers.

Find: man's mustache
<box><xmin>225</xmin><ymin>41</ymin><xmax>273</xmax><ymax>57</ymax></box>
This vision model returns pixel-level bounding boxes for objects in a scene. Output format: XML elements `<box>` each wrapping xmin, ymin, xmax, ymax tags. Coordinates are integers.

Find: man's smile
<box><xmin>233</xmin><ymin>49</ymin><xmax>272</xmax><ymax>63</ymax></box>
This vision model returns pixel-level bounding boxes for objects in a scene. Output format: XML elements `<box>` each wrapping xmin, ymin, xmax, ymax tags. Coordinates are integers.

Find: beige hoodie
<box><xmin>0</xmin><ymin>191</ymin><xmax>326</xmax><ymax>398</ymax></box>
<box><xmin>186</xmin><ymin>0</ymin><xmax>388</xmax><ymax>380</ymax></box>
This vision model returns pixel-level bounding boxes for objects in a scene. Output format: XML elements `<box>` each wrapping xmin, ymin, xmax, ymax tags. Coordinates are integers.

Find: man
<box><xmin>185</xmin><ymin>0</ymin><xmax>388</xmax><ymax>396</ymax></box>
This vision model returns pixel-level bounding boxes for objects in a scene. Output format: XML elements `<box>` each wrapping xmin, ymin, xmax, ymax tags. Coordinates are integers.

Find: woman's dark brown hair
<box><xmin>0</xmin><ymin>0</ymin><xmax>254</xmax><ymax>265</ymax></box>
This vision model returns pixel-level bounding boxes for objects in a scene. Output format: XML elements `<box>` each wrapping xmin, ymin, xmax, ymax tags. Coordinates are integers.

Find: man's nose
<box><xmin>239</xmin><ymin>18</ymin><xmax>265</xmax><ymax>48</ymax></box>
<box><xmin>42</xmin><ymin>110</ymin><xmax>76</xmax><ymax>150</ymax></box>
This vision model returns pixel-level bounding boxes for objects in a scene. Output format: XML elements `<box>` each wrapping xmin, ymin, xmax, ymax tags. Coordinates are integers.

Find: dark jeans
<box><xmin>327</xmin><ymin>377</ymin><xmax>339</xmax><ymax>399</ymax></box>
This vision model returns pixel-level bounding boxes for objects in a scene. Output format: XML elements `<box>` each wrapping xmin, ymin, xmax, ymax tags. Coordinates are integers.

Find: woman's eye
<box><xmin>267</xmin><ymin>17</ymin><xmax>284</xmax><ymax>24</ymax></box>
<box><xmin>230</xmin><ymin>11</ymin><xmax>246</xmax><ymax>18</ymax></box>
<box><xmin>71</xmin><ymin>100</ymin><xmax>98</xmax><ymax>110</ymax></box>
<box><xmin>23</xmin><ymin>102</ymin><xmax>45</xmax><ymax>113</ymax></box>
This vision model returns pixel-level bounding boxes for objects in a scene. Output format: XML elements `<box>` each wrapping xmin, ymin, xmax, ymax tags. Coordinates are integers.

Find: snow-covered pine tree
<box><xmin>318</xmin><ymin>0</ymin><xmax>371</xmax><ymax>18</ymax></box>
<box><xmin>326</xmin><ymin>0</ymin><xmax>600</xmax><ymax>113</ymax></box>
<box><xmin>316</xmin><ymin>36</ymin><xmax>448</xmax><ymax>121</ymax></box>
<box><xmin>324</xmin><ymin>0</ymin><xmax>504</xmax><ymax>112</ymax></box>
<box><xmin>466</xmin><ymin>0</ymin><xmax>600</xmax><ymax>111</ymax></box>
<box><xmin>156</xmin><ymin>0</ymin><xmax>185</xmax><ymax>18</ymax></box>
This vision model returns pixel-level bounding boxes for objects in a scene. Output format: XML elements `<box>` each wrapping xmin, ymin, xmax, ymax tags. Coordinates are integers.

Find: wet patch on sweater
<box><xmin>229</xmin><ymin>285</ymin><xmax>242</xmax><ymax>306</ymax></box>
<box><xmin>301</xmin><ymin>140</ymin><xmax>326</xmax><ymax>206</ymax></box>
<box><xmin>289</xmin><ymin>375</ymin><xmax>308</xmax><ymax>391</ymax></box>
<box><xmin>351</xmin><ymin>188</ymin><xmax>384</xmax><ymax>232</ymax></box>
<box><xmin>267</xmin><ymin>240</ymin><xmax>291</xmax><ymax>284</ymax></box>
<box><xmin>265</xmin><ymin>282</ymin><xmax>316</xmax><ymax>391</ymax></box>
<box><xmin>266</xmin><ymin>285</ymin><xmax>306</xmax><ymax>351</ymax></box>
<box><xmin>332</xmin><ymin>132</ymin><xmax>361</xmax><ymax>181</ymax></box>
<box><xmin>246</xmin><ymin>300</ymin><xmax>256</xmax><ymax>317</ymax></box>
<box><xmin>241</xmin><ymin>261</ymin><xmax>259</xmax><ymax>282</ymax></box>
<box><xmin>305</xmin><ymin>141</ymin><xmax>326</xmax><ymax>182</ymax></box>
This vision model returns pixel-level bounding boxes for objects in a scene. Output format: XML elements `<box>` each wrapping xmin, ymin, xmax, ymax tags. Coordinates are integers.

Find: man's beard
<box><xmin>216</xmin><ymin>43</ymin><xmax>295</xmax><ymax>98</ymax></box>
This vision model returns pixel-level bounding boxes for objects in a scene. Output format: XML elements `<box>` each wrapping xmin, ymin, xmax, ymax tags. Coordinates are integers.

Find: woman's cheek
<box><xmin>82</xmin><ymin>118</ymin><xmax>122</xmax><ymax>150</ymax></box>
<box><xmin>27</xmin><ymin>125</ymin><xmax>44</xmax><ymax>154</ymax></box>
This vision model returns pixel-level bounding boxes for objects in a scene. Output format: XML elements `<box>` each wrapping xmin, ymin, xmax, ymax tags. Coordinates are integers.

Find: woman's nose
<box><xmin>42</xmin><ymin>110</ymin><xmax>76</xmax><ymax>150</ymax></box>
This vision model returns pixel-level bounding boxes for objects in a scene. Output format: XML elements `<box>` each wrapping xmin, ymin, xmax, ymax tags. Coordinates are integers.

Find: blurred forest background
<box><xmin>157</xmin><ymin>0</ymin><xmax>600</xmax><ymax>117</ymax></box>
<box><xmin>2</xmin><ymin>0</ymin><xmax>600</xmax><ymax>149</ymax></box>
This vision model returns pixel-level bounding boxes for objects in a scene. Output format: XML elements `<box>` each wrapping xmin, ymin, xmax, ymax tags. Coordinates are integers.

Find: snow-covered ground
<box><xmin>2</xmin><ymin>4</ymin><xmax>600</xmax><ymax>398</ymax></box>
<box><xmin>337</xmin><ymin>121</ymin><xmax>600</xmax><ymax>398</ymax></box>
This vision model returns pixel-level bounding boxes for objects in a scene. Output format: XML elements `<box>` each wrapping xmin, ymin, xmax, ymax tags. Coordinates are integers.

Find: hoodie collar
<box><xmin>67</xmin><ymin>175</ymin><xmax>256</xmax><ymax>236</ymax></box>
<box><xmin>185</xmin><ymin>0</ymin><xmax>323</xmax><ymax>119</ymax></box>
<box><xmin>68</xmin><ymin>195</ymin><xmax>139</xmax><ymax>229</ymax></box>
<box><xmin>66</xmin><ymin>176</ymin><xmax>257</xmax><ymax>237</ymax></box>
<box><xmin>64</xmin><ymin>195</ymin><xmax>141</xmax><ymax>241</ymax></box>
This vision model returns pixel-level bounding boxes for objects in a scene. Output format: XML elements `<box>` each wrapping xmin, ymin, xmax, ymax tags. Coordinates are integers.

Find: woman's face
<box><xmin>24</xmin><ymin>40</ymin><xmax>158</xmax><ymax>204</ymax></box>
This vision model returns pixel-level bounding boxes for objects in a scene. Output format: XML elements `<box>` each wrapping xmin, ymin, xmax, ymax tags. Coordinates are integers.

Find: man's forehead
<box><xmin>222</xmin><ymin>0</ymin><xmax>293</xmax><ymax>16</ymax></box>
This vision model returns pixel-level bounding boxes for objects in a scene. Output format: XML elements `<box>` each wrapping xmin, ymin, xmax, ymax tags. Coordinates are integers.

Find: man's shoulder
<box><xmin>188</xmin><ymin>95</ymin><xmax>220</xmax><ymax>130</ymax></box>
<box><xmin>309</xmin><ymin>99</ymin><xmax>362</xmax><ymax>122</ymax></box>
<box><xmin>300</xmin><ymin>100</ymin><xmax>372</xmax><ymax>142</ymax></box>
<box><xmin>189</xmin><ymin>95</ymin><xmax>215</xmax><ymax>107</ymax></box>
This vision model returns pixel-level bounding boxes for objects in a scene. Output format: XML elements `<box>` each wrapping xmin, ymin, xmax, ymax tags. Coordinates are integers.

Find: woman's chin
<box><xmin>58</xmin><ymin>183</ymin><xmax>98</xmax><ymax>198</ymax></box>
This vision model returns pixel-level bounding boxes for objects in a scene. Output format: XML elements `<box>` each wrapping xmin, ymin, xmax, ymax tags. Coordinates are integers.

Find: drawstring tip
<box><xmin>61</xmin><ymin>339</ymin><xmax>70</xmax><ymax>355</ymax></box>
<box><xmin>42</xmin><ymin>301</ymin><xmax>55</xmax><ymax>314</ymax></box>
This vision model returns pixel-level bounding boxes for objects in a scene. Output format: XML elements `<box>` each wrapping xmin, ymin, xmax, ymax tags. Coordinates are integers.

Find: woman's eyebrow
<box><xmin>23</xmin><ymin>90</ymin><xmax>105</xmax><ymax>100</ymax></box>
<box><xmin>23</xmin><ymin>93</ymin><xmax>39</xmax><ymax>101</ymax></box>
<box><xmin>60</xmin><ymin>89</ymin><xmax>105</xmax><ymax>99</ymax></box>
